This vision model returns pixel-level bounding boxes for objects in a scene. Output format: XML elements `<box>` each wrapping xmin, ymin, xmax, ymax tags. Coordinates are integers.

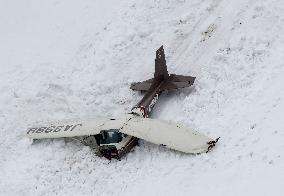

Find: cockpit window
<box><xmin>99</xmin><ymin>129</ymin><xmax>123</xmax><ymax>144</ymax></box>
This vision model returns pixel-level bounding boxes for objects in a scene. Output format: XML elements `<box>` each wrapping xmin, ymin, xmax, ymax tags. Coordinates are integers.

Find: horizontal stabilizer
<box><xmin>130</xmin><ymin>78</ymin><xmax>153</xmax><ymax>91</ymax></box>
<box><xmin>169</xmin><ymin>74</ymin><xmax>196</xmax><ymax>83</ymax></box>
<box><xmin>162</xmin><ymin>74</ymin><xmax>195</xmax><ymax>91</ymax></box>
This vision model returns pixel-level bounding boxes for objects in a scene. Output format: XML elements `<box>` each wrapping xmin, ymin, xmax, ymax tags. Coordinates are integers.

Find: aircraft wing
<box><xmin>26</xmin><ymin>115</ymin><xmax>217</xmax><ymax>154</ymax></box>
<box><xmin>130</xmin><ymin>78</ymin><xmax>154</xmax><ymax>91</ymax></box>
<box><xmin>120</xmin><ymin>117</ymin><xmax>215</xmax><ymax>154</ymax></box>
<box><xmin>26</xmin><ymin>117</ymin><xmax>129</xmax><ymax>139</ymax></box>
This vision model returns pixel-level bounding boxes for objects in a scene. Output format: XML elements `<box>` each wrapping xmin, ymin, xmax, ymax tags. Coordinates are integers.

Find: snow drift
<box><xmin>0</xmin><ymin>0</ymin><xmax>284</xmax><ymax>195</ymax></box>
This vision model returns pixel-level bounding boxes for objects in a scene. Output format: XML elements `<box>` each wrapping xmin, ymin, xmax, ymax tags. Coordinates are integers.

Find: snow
<box><xmin>1</xmin><ymin>0</ymin><xmax>284</xmax><ymax>195</ymax></box>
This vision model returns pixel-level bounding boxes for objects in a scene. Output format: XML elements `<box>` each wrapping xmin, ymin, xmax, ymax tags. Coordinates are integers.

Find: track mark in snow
<box><xmin>200</xmin><ymin>23</ymin><xmax>217</xmax><ymax>42</ymax></box>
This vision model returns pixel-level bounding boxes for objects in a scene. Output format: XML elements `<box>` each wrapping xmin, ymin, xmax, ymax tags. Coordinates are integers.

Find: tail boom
<box><xmin>131</xmin><ymin>81</ymin><xmax>163</xmax><ymax>117</ymax></box>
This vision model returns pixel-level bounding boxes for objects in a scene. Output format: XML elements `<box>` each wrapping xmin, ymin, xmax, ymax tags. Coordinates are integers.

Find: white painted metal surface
<box><xmin>120</xmin><ymin>117</ymin><xmax>213</xmax><ymax>153</ymax></box>
<box><xmin>26</xmin><ymin>115</ymin><xmax>132</xmax><ymax>139</ymax></box>
<box><xmin>26</xmin><ymin>118</ymin><xmax>106</xmax><ymax>139</ymax></box>
<box><xmin>26</xmin><ymin>115</ymin><xmax>213</xmax><ymax>154</ymax></box>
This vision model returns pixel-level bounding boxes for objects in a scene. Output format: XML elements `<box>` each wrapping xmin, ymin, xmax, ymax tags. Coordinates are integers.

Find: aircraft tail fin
<box><xmin>154</xmin><ymin>46</ymin><xmax>195</xmax><ymax>91</ymax></box>
<box><xmin>154</xmin><ymin>46</ymin><xmax>169</xmax><ymax>80</ymax></box>
<box><xmin>130</xmin><ymin>46</ymin><xmax>195</xmax><ymax>92</ymax></box>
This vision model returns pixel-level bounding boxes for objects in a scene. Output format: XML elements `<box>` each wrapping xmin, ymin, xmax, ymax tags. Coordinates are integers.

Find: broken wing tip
<box><xmin>206</xmin><ymin>137</ymin><xmax>220</xmax><ymax>153</ymax></box>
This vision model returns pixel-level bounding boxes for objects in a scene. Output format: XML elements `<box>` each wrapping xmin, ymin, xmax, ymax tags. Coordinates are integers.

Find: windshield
<box><xmin>99</xmin><ymin>129</ymin><xmax>123</xmax><ymax>144</ymax></box>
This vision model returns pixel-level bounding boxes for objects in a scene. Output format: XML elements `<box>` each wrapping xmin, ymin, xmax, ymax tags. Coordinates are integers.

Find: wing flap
<box><xmin>121</xmin><ymin>117</ymin><xmax>213</xmax><ymax>153</ymax></box>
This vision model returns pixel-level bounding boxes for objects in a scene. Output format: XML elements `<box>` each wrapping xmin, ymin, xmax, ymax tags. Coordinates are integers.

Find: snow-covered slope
<box><xmin>1</xmin><ymin>0</ymin><xmax>284</xmax><ymax>195</ymax></box>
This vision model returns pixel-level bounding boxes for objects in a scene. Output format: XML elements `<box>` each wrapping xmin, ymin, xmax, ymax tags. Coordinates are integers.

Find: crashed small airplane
<box><xmin>26</xmin><ymin>46</ymin><xmax>219</xmax><ymax>159</ymax></box>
